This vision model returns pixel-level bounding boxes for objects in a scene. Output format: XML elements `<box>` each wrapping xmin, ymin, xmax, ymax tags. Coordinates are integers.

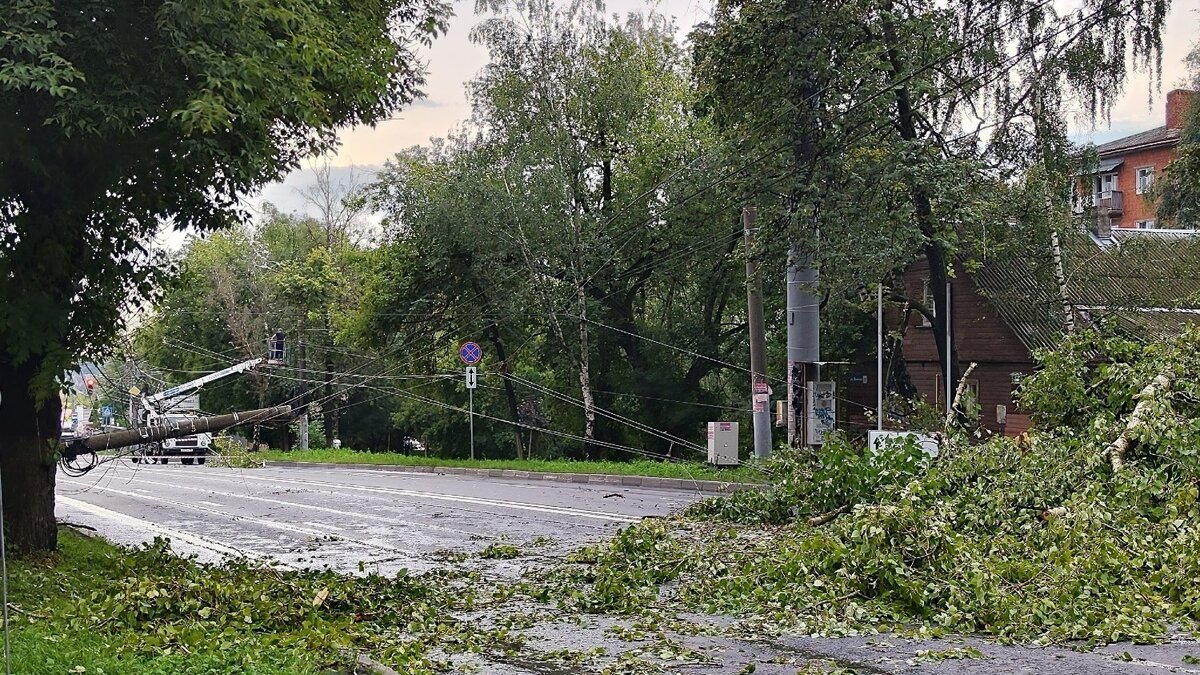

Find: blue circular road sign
<box><xmin>459</xmin><ymin>342</ymin><xmax>482</xmax><ymax>365</ymax></box>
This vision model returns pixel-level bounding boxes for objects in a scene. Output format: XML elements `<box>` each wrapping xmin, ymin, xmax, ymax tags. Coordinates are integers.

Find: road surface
<box><xmin>56</xmin><ymin>461</ymin><xmax>699</xmax><ymax>574</ymax></box>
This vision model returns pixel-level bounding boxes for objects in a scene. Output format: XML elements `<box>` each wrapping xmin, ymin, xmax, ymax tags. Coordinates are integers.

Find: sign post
<box><xmin>459</xmin><ymin>342</ymin><xmax>482</xmax><ymax>460</ymax></box>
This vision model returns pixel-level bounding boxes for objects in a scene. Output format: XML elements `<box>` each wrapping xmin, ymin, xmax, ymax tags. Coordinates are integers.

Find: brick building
<box><xmin>846</xmin><ymin>230</ymin><xmax>1200</xmax><ymax>436</ymax></box>
<box><xmin>1074</xmin><ymin>88</ymin><xmax>1197</xmax><ymax>232</ymax></box>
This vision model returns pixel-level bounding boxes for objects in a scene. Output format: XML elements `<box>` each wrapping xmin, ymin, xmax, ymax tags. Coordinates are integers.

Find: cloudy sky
<box><xmin>253</xmin><ymin>0</ymin><xmax>1199</xmax><ymax>216</ymax></box>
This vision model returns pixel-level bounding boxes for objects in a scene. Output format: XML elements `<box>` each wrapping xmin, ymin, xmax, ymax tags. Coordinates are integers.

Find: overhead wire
<box><xmin>80</xmin><ymin>0</ymin><xmax>1097</xmax><ymax>477</ymax></box>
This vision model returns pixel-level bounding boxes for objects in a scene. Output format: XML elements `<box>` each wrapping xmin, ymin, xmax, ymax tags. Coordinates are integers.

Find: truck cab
<box><xmin>159</xmin><ymin>414</ymin><xmax>213</xmax><ymax>464</ymax></box>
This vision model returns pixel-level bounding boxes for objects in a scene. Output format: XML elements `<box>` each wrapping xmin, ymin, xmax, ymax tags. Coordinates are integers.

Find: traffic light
<box><xmin>84</xmin><ymin>376</ymin><xmax>97</xmax><ymax>395</ymax></box>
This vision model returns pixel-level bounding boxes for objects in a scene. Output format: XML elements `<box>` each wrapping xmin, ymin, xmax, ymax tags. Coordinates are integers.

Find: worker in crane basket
<box><xmin>270</xmin><ymin>329</ymin><xmax>286</xmax><ymax>361</ymax></box>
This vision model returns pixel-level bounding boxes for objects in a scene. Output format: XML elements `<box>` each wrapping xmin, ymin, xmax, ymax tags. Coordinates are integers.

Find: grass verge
<box><xmin>256</xmin><ymin>448</ymin><xmax>765</xmax><ymax>483</ymax></box>
<box><xmin>9</xmin><ymin>527</ymin><xmax>516</xmax><ymax>674</ymax></box>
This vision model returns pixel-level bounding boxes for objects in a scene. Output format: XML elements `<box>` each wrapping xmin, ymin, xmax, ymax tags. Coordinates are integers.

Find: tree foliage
<box><xmin>1156</xmin><ymin>43</ymin><xmax>1200</xmax><ymax>227</ymax></box>
<box><xmin>358</xmin><ymin>2</ymin><xmax>751</xmax><ymax>459</ymax></box>
<box><xmin>689</xmin><ymin>0</ymin><xmax>1171</xmax><ymax>393</ymax></box>
<box><xmin>135</xmin><ymin>207</ymin><xmax>397</xmax><ymax>451</ymax></box>
<box><xmin>0</xmin><ymin>0</ymin><xmax>446</xmax><ymax>550</ymax></box>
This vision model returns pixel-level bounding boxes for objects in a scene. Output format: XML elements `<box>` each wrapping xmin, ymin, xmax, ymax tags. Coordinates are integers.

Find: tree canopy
<box><xmin>0</xmin><ymin>0</ymin><xmax>448</xmax><ymax>551</ymax></box>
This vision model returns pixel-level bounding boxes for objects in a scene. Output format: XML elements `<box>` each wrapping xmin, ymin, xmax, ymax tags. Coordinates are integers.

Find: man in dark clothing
<box><xmin>270</xmin><ymin>329</ymin><xmax>286</xmax><ymax>361</ymax></box>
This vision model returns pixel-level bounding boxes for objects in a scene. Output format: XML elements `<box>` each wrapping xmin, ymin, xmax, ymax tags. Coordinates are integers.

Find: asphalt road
<box><xmin>56</xmin><ymin>461</ymin><xmax>698</xmax><ymax>574</ymax></box>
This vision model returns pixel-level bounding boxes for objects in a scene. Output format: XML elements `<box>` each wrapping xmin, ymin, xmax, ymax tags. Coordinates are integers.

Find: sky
<box><xmin>248</xmin><ymin>0</ymin><xmax>1199</xmax><ymax>217</ymax></box>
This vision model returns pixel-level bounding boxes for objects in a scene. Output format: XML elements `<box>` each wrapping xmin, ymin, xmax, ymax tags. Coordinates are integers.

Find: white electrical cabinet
<box><xmin>707</xmin><ymin>421</ymin><xmax>739</xmax><ymax>467</ymax></box>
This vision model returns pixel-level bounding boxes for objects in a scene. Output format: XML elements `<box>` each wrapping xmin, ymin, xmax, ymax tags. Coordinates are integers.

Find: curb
<box><xmin>262</xmin><ymin>460</ymin><xmax>765</xmax><ymax>494</ymax></box>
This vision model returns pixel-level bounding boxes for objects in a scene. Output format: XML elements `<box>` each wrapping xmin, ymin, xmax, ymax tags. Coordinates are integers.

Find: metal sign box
<box><xmin>706</xmin><ymin>421</ymin><xmax>739</xmax><ymax>467</ymax></box>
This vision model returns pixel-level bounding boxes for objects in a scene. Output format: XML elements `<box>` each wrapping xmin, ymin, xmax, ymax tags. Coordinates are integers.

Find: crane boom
<box><xmin>145</xmin><ymin>357</ymin><xmax>266</xmax><ymax>406</ymax></box>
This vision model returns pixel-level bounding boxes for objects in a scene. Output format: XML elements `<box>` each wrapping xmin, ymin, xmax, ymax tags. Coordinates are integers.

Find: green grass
<box><xmin>7</xmin><ymin>528</ymin><xmax>510</xmax><ymax>674</ymax></box>
<box><xmin>255</xmin><ymin>448</ymin><xmax>766</xmax><ymax>483</ymax></box>
<box><xmin>9</xmin><ymin>530</ymin><xmax>321</xmax><ymax>674</ymax></box>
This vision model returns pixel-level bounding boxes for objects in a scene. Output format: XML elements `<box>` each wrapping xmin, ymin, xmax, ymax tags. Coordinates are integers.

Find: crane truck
<box><xmin>131</xmin><ymin>356</ymin><xmax>277</xmax><ymax>465</ymax></box>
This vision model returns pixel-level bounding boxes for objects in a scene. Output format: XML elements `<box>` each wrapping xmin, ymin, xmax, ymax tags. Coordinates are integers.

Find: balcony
<box><xmin>1098</xmin><ymin>190</ymin><xmax>1123</xmax><ymax>215</ymax></box>
<box><xmin>1073</xmin><ymin>191</ymin><xmax>1124</xmax><ymax>216</ymax></box>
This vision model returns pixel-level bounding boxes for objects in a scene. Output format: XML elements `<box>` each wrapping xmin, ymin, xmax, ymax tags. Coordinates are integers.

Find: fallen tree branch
<box><xmin>797</xmin><ymin>590</ymin><xmax>862</xmax><ymax>615</ymax></box>
<box><xmin>1039</xmin><ymin>506</ymin><xmax>1068</xmax><ymax>522</ymax></box>
<box><xmin>944</xmin><ymin>361</ymin><xmax>978</xmax><ymax>429</ymax></box>
<box><xmin>6</xmin><ymin>602</ymin><xmax>46</xmax><ymax>619</ymax></box>
<box><xmin>807</xmin><ymin>504</ymin><xmax>850</xmax><ymax>527</ymax></box>
<box><xmin>1106</xmin><ymin>370</ymin><xmax>1173</xmax><ymax>472</ymax></box>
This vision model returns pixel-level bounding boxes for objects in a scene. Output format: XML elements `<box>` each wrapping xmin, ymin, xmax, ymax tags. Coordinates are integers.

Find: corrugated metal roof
<box><xmin>972</xmin><ymin>230</ymin><xmax>1200</xmax><ymax>352</ymax></box>
<box><xmin>1093</xmin><ymin>126</ymin><xmax>1180</xmax><ymax>155</ymax></box>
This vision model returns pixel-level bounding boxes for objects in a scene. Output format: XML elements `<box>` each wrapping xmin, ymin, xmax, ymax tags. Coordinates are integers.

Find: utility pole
<box><xmin>297</xmin><ymin>338</ymin><xmax>309</xmax><ymax>451</ymax></box>
<box><xmin>743</xmin><ymin>208</ymin><xmax>772</xmax><ymax>459</ymax></box>
<box><xmin>787</xmin><ymin>244</ymin><xmax>820</xmax><ymax>447</ymax></box>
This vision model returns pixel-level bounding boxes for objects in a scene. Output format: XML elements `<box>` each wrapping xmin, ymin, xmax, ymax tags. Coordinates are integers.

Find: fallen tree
<box><xmin>547</xmin><ymin>329</ymin><xmax>1200</xmax><ymax>644</ymax></box>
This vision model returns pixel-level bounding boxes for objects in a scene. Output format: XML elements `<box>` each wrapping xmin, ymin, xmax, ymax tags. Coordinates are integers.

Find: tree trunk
<box><xmin>1106</xmin><ymin>371</ymin><xmax>1172</xmax><ymax>472</ymax></box>
<box><xmin>576</xmin><ymin>285</ymin><xmax>596</xmax><ymax>452</ymax></box>
<box><xmin>881</xmin><ymin>12</ymin><xmax>962</xmax><ymax>404</ymax></box>
<box><xmin>1049</xmin><ymin>230</ymin><xmax>1074</xmax><ymax>333</ymax></box>
<box><xmin>0</xmin><ymin>359</ymin><xmax>61</xmax><ymax>552</ymax></box>
<box><xmin>482</xmin><ymin>319</ymin><xmax>525</xmax><ymax>460</ymax></box>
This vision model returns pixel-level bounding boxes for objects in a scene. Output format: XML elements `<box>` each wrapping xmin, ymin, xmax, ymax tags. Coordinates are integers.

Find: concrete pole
<box><xmin>743</xmin><ymin>208</ymin><xmax>772</xmax><ymax>459</ymax></box>
<box><xmin>70</xmin><ymin>406</ymin><xmax>292</xmax><ymax>456</ymax></box>
<box><xmin>787</xmin><ymin>244</ymin><xmax>820</xmax><ymax>447</ymax></box>
<box><xmin>877</xmin><ymin>283</ymin><xmax>884</xmax><ymax>431</ymax></box>
<box><xmin>298</xmin><ymin>339</ymin><xmax>309</xmax><ymax>451</ymax></box>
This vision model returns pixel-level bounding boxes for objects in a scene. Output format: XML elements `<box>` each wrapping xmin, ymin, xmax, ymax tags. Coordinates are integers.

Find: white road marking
<box><xmin>61</xmin><ymin>481</ymin><xmax>414</xmax><ymax>557</ymax></box>
<box><xmin>135</xmin><ymin>469</ymin><xmax>641</xmax><ymax>523</ymax></box>
<box><xmin>57</xmin><ymin>495</ymin><xmax>269</xmax><ymax>563</ymax></box>
<box><xmin>198</xmin><ymin>500</ymin><xmax>222</xmax><ymax>507</ymax></box>
<box><xmin>81</xmin><ymin>475</ymin><xmax>484</xmax><ymax>536</ymax></box>
<box><xmin>303</xmin><ymin>521</ymin><xmax>341</xmax><ymax>532</ymax></box>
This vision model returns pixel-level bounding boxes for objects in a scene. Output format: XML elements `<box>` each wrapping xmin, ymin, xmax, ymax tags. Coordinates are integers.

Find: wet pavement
<box><xmin>55</xmin><ymin>462</ymin><xmax>1200</xmax><ymax>673</ymax></box>
<box><xmin>56</xmin><ymin>460</ymin><xmax>697</xmax><ymax>574</ymax></box>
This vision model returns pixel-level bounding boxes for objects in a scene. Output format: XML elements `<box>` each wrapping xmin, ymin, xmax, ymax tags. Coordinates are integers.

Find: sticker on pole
<box><xmin>458</xmin><ymin>341</ymin><xmax>482</xmax><ymax>365</ymax></box>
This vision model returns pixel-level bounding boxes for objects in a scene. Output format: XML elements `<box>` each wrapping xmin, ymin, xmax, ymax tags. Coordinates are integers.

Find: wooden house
<box><xmin>845</xmin><ymin>229</ymin><xmax>1200</xmax><ymax>436</ymax></box>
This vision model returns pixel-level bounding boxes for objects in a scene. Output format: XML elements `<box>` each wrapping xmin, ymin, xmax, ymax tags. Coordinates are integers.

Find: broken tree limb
<box><xmin>807</xmin><ymin>504</ymin><xmax>850</xmax><ymax>527</ymax></box>
<box><xmin>1040</xmin><ymin>506</ymin><xmax>1069</xmax><ymax>522</ymax></box>
<box><xmin>1106</xmin><ymin>371</ymin><xmax>1173</xmax><ymax>472</ymax></box>
<box><xmin>944</xmin><ymin>361</ymin><xmax>978</xmax><ymax>429</ymax></box>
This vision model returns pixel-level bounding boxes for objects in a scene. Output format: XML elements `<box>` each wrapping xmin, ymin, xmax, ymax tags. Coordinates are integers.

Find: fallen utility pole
<box><xmin>743</xmin><ymin>207</ymin><xmax>772</xmax><ymax>459</ymax></box>
<box><xmin>66</xmin><ymin>406</ymin><xmax>292</xmax><ymax>459</ymax></box>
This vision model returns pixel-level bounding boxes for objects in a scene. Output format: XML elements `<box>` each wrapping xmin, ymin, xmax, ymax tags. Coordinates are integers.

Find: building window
<box><xmin>1096</xmin><ymin>172</ymin><xmax>1119</xmax><ymax>195</ymax></box>
<box><xmin>1136</xmin><ymin>167</ymin><xmax>1155</xmax><ymax>194</ymax></box>
<box><xmin>1136</xmin><ymin>219</ymin><xmax>1156</xmax><ymax>229</ymax></box>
